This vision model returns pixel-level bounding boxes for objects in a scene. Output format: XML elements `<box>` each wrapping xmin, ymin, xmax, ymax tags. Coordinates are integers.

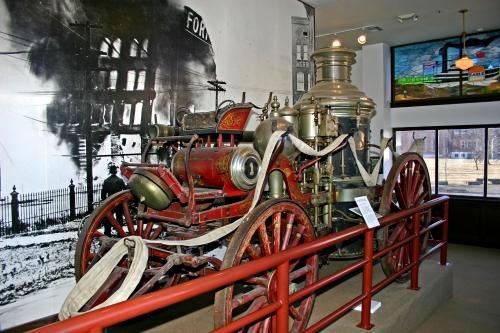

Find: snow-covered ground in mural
<box><xmin>0</xmin><ymin>221</ymin><xmax>80</xmax><ymax>329</ymax></box>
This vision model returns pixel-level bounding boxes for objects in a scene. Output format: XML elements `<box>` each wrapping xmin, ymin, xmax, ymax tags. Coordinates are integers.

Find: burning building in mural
<box><xmin>4</xmin><ymin>0</ymin><xmax>216</xmax><ymax>169</ymax></box>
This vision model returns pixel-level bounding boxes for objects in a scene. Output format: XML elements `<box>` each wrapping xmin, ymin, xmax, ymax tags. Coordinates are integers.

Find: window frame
<box><xmin>393</xmin><ymin>124</ymin><xmax>500</xmax><ymax>200</ymax></box>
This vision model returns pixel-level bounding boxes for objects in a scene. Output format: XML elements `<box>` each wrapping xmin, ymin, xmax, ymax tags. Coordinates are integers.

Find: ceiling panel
<box><xmin>305</xmin><ymin>0</ymin><xmax>500</xmax><ymax>50</ymax></box>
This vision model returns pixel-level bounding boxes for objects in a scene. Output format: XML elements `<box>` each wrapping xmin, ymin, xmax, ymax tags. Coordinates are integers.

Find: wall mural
<box><xmin>392</xmin><ymin>30</ymin><xmax>500</xmax><ymax>106</ymax></box>
<box><xmin>0</xmin><ymin>0</ymin><xmax>217</xmax><ymax>327</ymax></box>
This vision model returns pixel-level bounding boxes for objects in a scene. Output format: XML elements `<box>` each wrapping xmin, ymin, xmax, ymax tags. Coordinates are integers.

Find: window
<box><xmin>122</xmin><ymin>104</ymin><xmax>132</xmax><ymax>125</ymax></box>
<box><xmin>100</xmin><ymin>37</ymin><xmax>111</xmax><ymax>57</ymax></box>
<box><xmin>130</xmin><ymin>38</ymin><xmax>139</xmax><ymax>57</ymax></box>
<box><xmin>394</xmin><ymin>125</ymin><xmax>499</xmax><ymax>198</ymax></box>
<box><xmin>109</xmin><ymin>70</ymin><xmax>118</xmax><ymax>90</ymax></box>
<box><xmin>133</xmin><ymin>102</ymin><xmax>143</xmax><ymax>125</ymax></box>
<box><xmin>126</xmin><ymin>70</ymin><xmax>136</xmax><ymax>91</ymax></box>
<box><xmin>141</xmin><ymin>39</ymin><xmax>149</xmax><ymax>58</ymax></box>
<box><xmin>394</xmin><ymin>129</ymin><xmax>436</xmax><ymax>193</ymax></box>
<box><xmin>111</xmin><ymin>38</ymin><xmax>121</xmax><ymax>58</ymax></box>
<box><xmin>438</xmin><ymin>128</ymin><xmax>484</xmax><ymax>196</ymax></box>
<box><xmin>292</xmin><ymin>17</ymin><xmax>312</xmax><ymax>103</ymax></box>
<box><xmin>488</xmin><ymin>127</ymin><xmax>500</xmax><ymax>197</ymax></box>
<box><xmin>136</xmin><ymin>71</ymin><xmax>146</xmax><ymax>90</ymax></box>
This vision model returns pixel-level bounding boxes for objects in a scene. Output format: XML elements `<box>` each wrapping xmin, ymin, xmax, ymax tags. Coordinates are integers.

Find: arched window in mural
<box><xmin>126</xmin><ymin>70</ymin><xmax>136</xmax><ymax>91</ymax></box>
<box><xmin>134</xmin><ymin>102</ymin><xmax>143</xmax><ymax>125</ymax></box>
<box><xmin>122</xmin><ymin>103</ymin><xmax>132</xmax><ymax>125</ymax></box>
<box><xmin>296</xmin><ymin>71</ymin><xmax>305</xmax><ymax>92</ymax></box>
<box><xmin>141</xmin><ymin>38</ymin><xmax>149</xmax><ymax>58</ymax></box>
<box><xmin>111</xmin><ymin>38</ymin><xmax>121</xmax><ymax>58</ymax></box>
<box><xmin>109</xmin><ymin>70</ymin><xmax>118</xmax><ymax>90</ymax></box>
<box><xmin>100</xmin><ymin>37</ymin><xmax>111</xmax><ymax>57</ymax></box>
<box><xmin>130</xmin><ymin>38</ymin><xmax>139</xmax><ymax>57</ymax></box>
<box><xmin>136</xmin><ymin>70</ymin><xmax>146</xmax><ymax>90</ymax></box>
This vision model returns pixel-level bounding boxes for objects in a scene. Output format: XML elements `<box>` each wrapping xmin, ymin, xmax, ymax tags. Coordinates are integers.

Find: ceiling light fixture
<box><xmin>357</xmin><ymin>34</ymin><xmax>367</xmax><ymax>45</ymax></box>
<box><xmin>455</xmin><ymin>9</ymin><xmax>474</xmax><ymax>71</ymax></box>
<box><xmin>397</xmin><ymin>13</ymin><xmax>419</xmax><ymax>24</ymax></box>
<box><xmin>316</xmin><ymin>25</ymin><xmax>382</xmax><ymax>38</ymax></box>
<box><xmin>396</xmin><ymin>13</ymin><xmax>418</xmax><ymax>24</ymax></box>
<box><xmin>331</xmin><ymin>39</ymin><xmax>342</xmax><ymax>47</ymax></box>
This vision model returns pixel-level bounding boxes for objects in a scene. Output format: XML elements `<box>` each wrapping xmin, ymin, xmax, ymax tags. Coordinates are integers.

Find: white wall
<box><xmin>184</xmin><ymin>0</ymin><xmax>306</xmax><ymax>121</ymax></box>
<box><xmin>351</xmin><ymin>43</ymin><xmax>500</xmax><ymax>141</ymax></box>
<box><xmin>391</xmin><ymin>102</ymin><xmax>499</xmax><ymax>128</ymax></box>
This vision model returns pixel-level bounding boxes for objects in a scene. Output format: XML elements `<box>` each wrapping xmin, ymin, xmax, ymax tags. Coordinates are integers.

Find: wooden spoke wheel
<box><xmin>75</xmin><ymin>190</ymin><xmax>179</xmax><ymax>285</ymax></box>
<box><xmin>214</xmin><ymin>199</ymin><xmax>318</xmax><ymax>333</ymax></box>
<box><xmin>378</xmin><ymin>152</ymin><xmax>432</xmax><ymax>281</ymax></box>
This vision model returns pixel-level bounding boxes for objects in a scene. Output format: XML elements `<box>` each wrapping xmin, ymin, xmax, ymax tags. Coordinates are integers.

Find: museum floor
<box><xmin>412</xmin><ymin>243</ymin><xmax>500</xmax><ymax>333</ymax></box>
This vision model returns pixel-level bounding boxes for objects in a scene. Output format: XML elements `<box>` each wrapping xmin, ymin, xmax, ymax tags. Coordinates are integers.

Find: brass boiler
<box><xmin>294</xmin><ymin>46</ymin><xmax>375</xmax><ymax>184</ymax></box>
<box><xmin>292</xmin><ymin>46</ymin><xmax>377</xmax><ymax>253</ymax></box>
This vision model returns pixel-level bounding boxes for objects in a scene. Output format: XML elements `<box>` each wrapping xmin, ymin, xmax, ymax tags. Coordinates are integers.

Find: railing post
<box><xmin>357</xmin><ymin>228</ymin><xmax>374</xmax><ymax>330</ymax></box>
<box><xmin>410</xmin><ymin>211</ymin><xmax>421</xmax><ymax>290</ymax></box>
<box><xmin>11</xmin><ymin>186</ymin><xmax>20</xmax><ymax>234</ymax></box>
<box><xmin>276</xmin><ymin>260</ymin><xmax>289</xmax><ymax>333</ymax></box>
<box><xmin>440</xmin><ymin>199</ymin><xmax>449</xmax><ymax>265</ymax></box>
<box><xmin>69</xmin><ymin>179</ymin><xmax>76</xmax><ymax>220</ymax></box>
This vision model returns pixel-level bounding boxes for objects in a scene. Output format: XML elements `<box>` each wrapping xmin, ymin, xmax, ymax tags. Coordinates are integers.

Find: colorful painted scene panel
<box><xmin>393</xmin><ymin>30</ymin><xmax>500</xmax><ymax>102</ymax></box>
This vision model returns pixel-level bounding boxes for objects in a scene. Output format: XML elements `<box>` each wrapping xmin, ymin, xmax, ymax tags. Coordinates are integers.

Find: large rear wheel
<box><xmin>214</xmin><ymin>199</ymin><xmax>318</xmax><ymax>332</ymax></box>
<box><xmin>378</xmin><ymin>153</ymin><xmax>432</xmax><ymax>281</ymax></box>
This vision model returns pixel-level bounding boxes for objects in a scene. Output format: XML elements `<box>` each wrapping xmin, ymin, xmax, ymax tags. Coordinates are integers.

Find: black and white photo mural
<box><xmin>0</xmin><ymin>0</ymin><xmax>308</xmax><ymax>328</ymax></box>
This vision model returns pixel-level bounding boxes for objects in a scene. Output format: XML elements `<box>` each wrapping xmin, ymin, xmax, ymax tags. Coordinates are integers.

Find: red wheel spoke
<box><xmin>136</xmin><ymin>219</ymin><xmax>144</xmax><ymax>236</ymax></box>
<box><xmin>143</xmin><ymin>222</ymin><xmax>154</xmax><ymax>239</ymax></box>
<box><xmin>261</xmin><ymin>317</ymin><xmax>271</xmax><ymax>333</ymax></box>
<box><xmin>237</xmin><ymin>296</ymin><xmax>267</xmax><ymax>332</ymax></box>
<box><xmin>397</xmin><ymin>245</ymin><xmax>406</xmax><ymax>270</ymax></box>
<box><xmin>121</xmin><ymin>201</ymin><xmax>135</xmax><ymax>235</ymax></box>
<box><xmin>150</xmin><ymin>225</ymin><xmax>164</xmax><ymax>240</ymax></box>
<box><xmin>395</xmin><ymin>182</ymin><xmax>408</xmax><ymax>209</ymax></box>
<box><xmin>410</xmin><ymin>172</ymin><xmax>424</xmax><ymax>205</ymax></box>
<box><xmin>388</xmin><ymin>223</ymin><xmax>405</xmax><ymax>244</ymax></box>
<box><xmin>289</xmin><ymin>264</ymin><xmax>312</xmax><ymax>281</ymax></box>
<box><xmin>281</xmin><ymin>213</ymin><xmax>295</xmax><ymax>251</ymax></box>
<box><xmin>231</xmin><ymin>286</ymin><xmax>266</xmax><ymax>310</ymax></box>
<box><xmin>415</xmin><ymin>190</ymin><xmax>430</xmax><ymax>206</ymax></box>
<box><xmin>245</xmin><ymin>276</ymin><xmax>268</xmax><ymax>286</ymax></box>
<box><xmin>272</xmin><ymin>212</ymin><xmax>281</xmax><ymax>254</ymax></box>
<box><xmin>289</xmin><ymin>305</ymin><xmax>303</xmax><ymax>320</ymax></box>
<box><xmin>258</xmin><ymin>224</ymin><xmax>272</xmax><ymax>256</ymax></box>
<box><xmin>106</xmin><ymin>212</ymin><xmax>127</xmax><ymax>238</ymax></box>
<box><xmin>400</xmin><ymin>168</ymin><xmax>408</xmax><ymax>198</ymax></box>
<box><xmin>245</xmin><ymin>244</ymin><xmax>261</xmax><ymax>260</ymax></box>
<box><xmin>404</xmin><ymin>163</ymin><xmax>414</xmax><ymax>200</ymax></box>
<box><xmin>289</xmin><ymin>224</ymin><xmax>305</xmax><ymax>248</ymax></box>
<box><xmin>390</xmin><ymin>199</ymin><xmax>401</xmax><ymax>211</ymax></box>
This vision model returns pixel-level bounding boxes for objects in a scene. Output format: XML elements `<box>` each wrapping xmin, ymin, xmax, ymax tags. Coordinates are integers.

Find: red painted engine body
<box><xmin>172</xmin><ymin>147</ymin><xmax>251</xmax><ymax>194</ymax></box>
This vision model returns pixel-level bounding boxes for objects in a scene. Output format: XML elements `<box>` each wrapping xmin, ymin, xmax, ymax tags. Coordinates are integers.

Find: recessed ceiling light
<box><xmin>357</xmin><ymin>34</ymin><xmax>367</xmax><ymax>45</ymax></box>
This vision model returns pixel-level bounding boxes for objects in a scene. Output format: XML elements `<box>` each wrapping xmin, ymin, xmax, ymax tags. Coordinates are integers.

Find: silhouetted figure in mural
<box><xmin>101</xmin><ymin>163</ymin><xmax>127</xmax><ymax>236</ymax></box>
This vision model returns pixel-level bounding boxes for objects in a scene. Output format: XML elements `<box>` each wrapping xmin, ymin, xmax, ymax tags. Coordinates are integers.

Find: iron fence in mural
<box><xmin>0</xmin><ymin>181</ymin><xmax>102</xmax><ymax>236</ymax></box>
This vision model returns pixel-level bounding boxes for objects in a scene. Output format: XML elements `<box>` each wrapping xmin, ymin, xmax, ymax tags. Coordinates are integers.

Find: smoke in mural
<box><xmin>4</xmin><ymin>0</ymin><xmax>216</xmax><ymax>170</ymax></box>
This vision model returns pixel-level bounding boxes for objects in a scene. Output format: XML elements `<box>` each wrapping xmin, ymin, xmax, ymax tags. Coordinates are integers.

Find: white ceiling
<box><xmin>306</xmin><ymin>0</ymin><xmax>500</xmax><ymax>50</ymax></box>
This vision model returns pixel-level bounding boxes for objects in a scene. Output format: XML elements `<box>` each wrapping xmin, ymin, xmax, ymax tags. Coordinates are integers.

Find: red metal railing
<box><xmin>33</xmin><ymin>195</ymin><xmax>449</xmax><ymax>333</ymax></box>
